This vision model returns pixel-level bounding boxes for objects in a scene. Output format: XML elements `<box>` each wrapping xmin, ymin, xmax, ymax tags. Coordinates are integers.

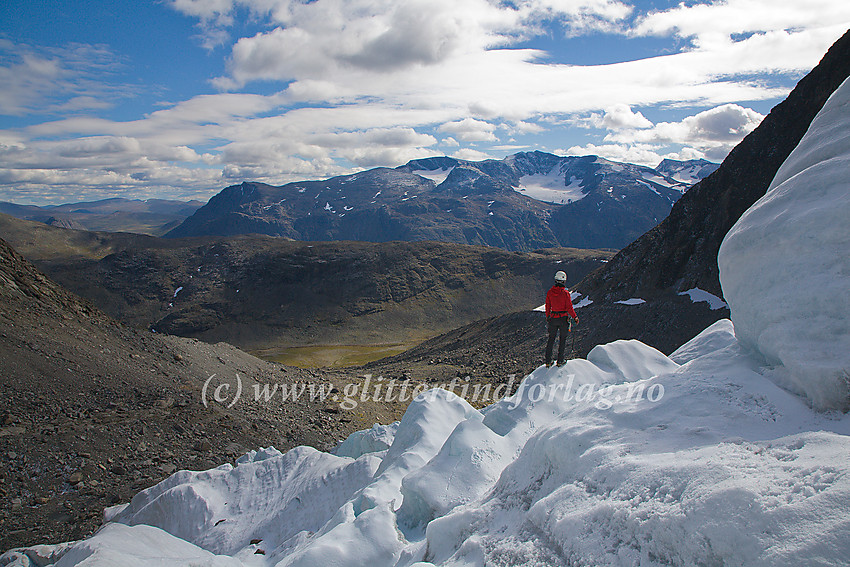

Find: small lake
<box><xmin>252</xmin><ymin>342</ymin><xmax>415</xmax><ymax>368</ymax></box>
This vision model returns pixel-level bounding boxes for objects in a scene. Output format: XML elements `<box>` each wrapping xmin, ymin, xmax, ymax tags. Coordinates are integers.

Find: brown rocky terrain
<box><xmin>0</xmin><ymin>236</ymin><xmax>412</xmax><ymax>552</ymax></box>
<box><xmin>0</xmin><ymin>217</ymin><xmax>613</xmax><ymax>552</ymax></box>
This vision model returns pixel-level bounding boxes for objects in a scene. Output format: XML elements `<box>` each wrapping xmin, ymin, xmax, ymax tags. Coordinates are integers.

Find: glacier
<box><xmin>5</xmin><ymin>77</ymin><xmax>850</xmax><ymax>567</ymax></box>
<box><xmin>719</xmin><ymin>77</ymin><xmax>850</xmax><ymax>412</ymax></box>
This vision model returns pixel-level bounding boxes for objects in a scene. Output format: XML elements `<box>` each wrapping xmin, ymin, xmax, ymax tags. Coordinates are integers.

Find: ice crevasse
<box><xmin>5</xmin><ymin>81</ymin><xmax>850</xmax><ymax>567</ymax></box>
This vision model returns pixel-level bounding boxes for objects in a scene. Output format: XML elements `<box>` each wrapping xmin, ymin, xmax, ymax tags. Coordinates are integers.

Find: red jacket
<box><xmin>545</xmin><ymin>285</ymin><xmax>577</xmax><ymax>319</ymax></box>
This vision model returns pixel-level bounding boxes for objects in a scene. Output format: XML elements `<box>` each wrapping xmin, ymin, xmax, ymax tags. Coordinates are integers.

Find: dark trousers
<box><xmin>545</xmin><ymin>316</ymin><xmax>571</xmax><ymax>364</ymax></box>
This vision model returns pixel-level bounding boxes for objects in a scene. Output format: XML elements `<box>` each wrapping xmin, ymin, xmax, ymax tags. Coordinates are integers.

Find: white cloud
<box><xmin>179</xmin><ymin>0</ymin><xmax>635</xmax><ymax>75</ymax></box>
<box><xmin>633</xmin><ymin>0</ymin><xmax>850</xmax><ymax>46</ymax></box>
<box><xmin>604</xmin><ymin>104</ymin><xmax>764</xmax><ymax>160</ymax></box>
<box><xmin>522</xmin><ymin>0</ymin><xmax>633</xmax><ymax>35</ymax></box>
<box><xmin>211</xmin><ymin>0</ymin><xmax>519</xmax><ymax>87</ymax></box>
<box><xmin>438</xmin><ymin>118</ymin><xmax>497</xmax><ymax>142</ymax></box>
<box><xmin>345</xmin><ymin>146</ymin><xmax>440</xmax><ymax>168</ymax></box>
<box><xmin>168</xmin><ymin>0</ymin><xmax>239</xmax><ymax>22</ymax></box>
<box><xmin>598</xmin><ymin>104</ymin><xmax>653</xmax><ymax>130</ymax></box>
<box><xmin>564</xmin><ymin>142</ymin><xmax>665</xmax><ymax>167</ymax></box>
<box><xmin>0</xmin><ymin>40</ymin><xmax>130</xmax><ymax>116</ymax></box>
<box><xmin>309</xmin><ymin>127</ymin><xmax>436</xmax><ymax>150</ymax></box>
<box><xmin>503</xmin><ymin>120</ymin><xmax>546</xmax><ymax>135</ymax></box>
<box><xmin>450</xmin><ymin>147</ymin><xmax>495</xmax><ymax>161</ymax></box>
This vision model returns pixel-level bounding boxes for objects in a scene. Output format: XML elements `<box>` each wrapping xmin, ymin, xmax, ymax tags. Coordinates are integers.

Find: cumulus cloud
<box><xmin>211</xmin><ymin>0</ymin><xmax>521</xmax><ymax>87</ymax></box>
<box><xmin>604</xmin><ymin>104</ymin><xmax>764</xmax><ymax>158</ymax></box>
<box><xmin>345</xmin><ymin>146</ymin><xmax>440</xmax><ymax>168</ymax></box>
<box><xmin>633</xmin><ymin>0</ymin><xmax>850</xmax><ymax>46</ymax></box>
<box><xmin>564</xmin><ymin>142</ymin><xmax>666</xmax><ymax>167</ymax></box>
<box><xmin>450</xmin><ymin>147</ymin><xmax>495</xmax><ymax>162</ymax></box>
<box><xmin>523</xmin><ymin>0</ymin><xmax>633</xmax><ymax>35</ymax></box>
<box><xmin>438</xmin><ymin>118</ymin><xmax>497</xmax><ymax>142</ymax></box>
<box><xmin>176</xmin><ymin>0</ymin><xmax>634</xmax><ymax>72</ymax></box>
<box><xmin>581</xmin><ymin>104</ymin><xmax>764</xmax><ymax>165</ymax></box>
<box><xmin>309</xmin><ymin>127</ymin><xmax>436</xmax><ymax>150</ymax></box>
<box><xmin>597</xmin><ymin>104</ymin><xmax>653</xmax><ymax>130</ymax></box>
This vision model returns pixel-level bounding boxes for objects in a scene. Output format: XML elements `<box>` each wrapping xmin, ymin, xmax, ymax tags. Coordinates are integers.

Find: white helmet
<box><xmin>554</xmin><ymin>270</ymin><xmax>567</xmax><ymax>283</ymax></box>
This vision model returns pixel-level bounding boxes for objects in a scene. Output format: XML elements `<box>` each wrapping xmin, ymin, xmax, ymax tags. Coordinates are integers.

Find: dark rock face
<box><xmin>166</xmin><ymin>152</ymin><xmax>712</xmax><ymax>251</ymax></box>
<box><xmin>577</xmin><ymin>29</ymin><xmax>850</xmax><ymax>303</ymax></box>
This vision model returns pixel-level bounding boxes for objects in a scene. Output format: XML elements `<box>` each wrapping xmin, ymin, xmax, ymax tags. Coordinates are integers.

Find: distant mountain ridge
<box><xmin>0</xmin><ymin>197</ymin><xmax>204</xmax><ymax>236</ymax></box>
<box><xmin>166</xmin><ymin>153</ymin><xmax>717</xmax><ymax>251</ymax></box>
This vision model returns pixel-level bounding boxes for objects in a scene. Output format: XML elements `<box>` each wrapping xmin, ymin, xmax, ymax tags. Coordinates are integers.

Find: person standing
<box><xmin>544</xmin><ymin>270</ymin><xmax>579</xmax><ymax>367</ymax></box>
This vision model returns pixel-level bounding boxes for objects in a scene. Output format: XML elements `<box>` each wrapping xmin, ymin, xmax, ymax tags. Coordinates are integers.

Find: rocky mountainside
<box><xmin>368</xmin><ymin>29</ymin><xmax>850</xmax><ymax>372</ymax></box>
<box><xmin>165</xmin><ymin>153</ymin><xmax>714</xmax><ymax>251</ymax></box>
<box><xmin>0</xmin><ymin>213</ymin><xmax>613</xmax><ymax>353</ymax></box>
<box><xmin>1</xmin><ymin>235</ymin><xmax>403</xmax><ymax>550</ymax></box>
<box><xmin>0</xmin><ymin>198</ymin><xmax>203</xmax><ymax>236</ymax></box>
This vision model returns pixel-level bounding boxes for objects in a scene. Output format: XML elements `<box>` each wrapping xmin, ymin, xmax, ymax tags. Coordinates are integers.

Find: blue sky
<box><xmin>1</xmin><ymin>0</ymin><xmax>849</xmax><ymax>204</ymax></box>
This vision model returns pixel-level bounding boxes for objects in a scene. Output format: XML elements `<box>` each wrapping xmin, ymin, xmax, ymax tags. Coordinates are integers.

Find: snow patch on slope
<box><xmin>640</xmin><ymin>172</ymin><xmax>682</xmax><ymax>190</ymax></box>
<box><xmin>412</xmin><ymin>167</ymin><xmax>454</xmax><ymax>185</ymax></box>
<box><xmin>679</xmin><ymin>287</ymin><xmax>728</xmax><ymax>310</ymax></box>
<box><xmin>513</xmin><ymin>165</ymin><xmax>586</xmax><ymax>204</ymax></box>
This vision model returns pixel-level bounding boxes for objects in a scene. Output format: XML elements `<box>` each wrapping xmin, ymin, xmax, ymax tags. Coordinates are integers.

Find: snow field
<box><xmin>677</xmin><ymin>287</ymin><xmax>727</xmax><ymax>310</ymax></box>
<box><xmin>513</xmin><ymin>164</ymin><xmax>586</xmax><ymax>204</ymax></box>
<box><xmin>7</xmin><ymin>328</ymin><xmax>849</xmax><ymax>566</ymax></box>
<box><xmin>412</xmin><ymin>167</ymin><xmax>454</xmax><ymax>186</ymax></box>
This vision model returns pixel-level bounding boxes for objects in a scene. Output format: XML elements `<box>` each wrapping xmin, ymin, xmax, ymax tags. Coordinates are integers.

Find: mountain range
<box><xmin>165</xmin><ymin>154</ymin><xmax>717</xmax><ymax>251</ymax></box>
<box><xmin>0</xmin><ymin>198</ymin><xmax>204</xmax><ymax>236</ymax></box>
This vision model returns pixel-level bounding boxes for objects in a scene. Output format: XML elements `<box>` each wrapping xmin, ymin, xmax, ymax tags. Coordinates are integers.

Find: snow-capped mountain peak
<box><xmin>657</xmin><ymin>158</ymin><xmax>720</xmax><ymax>184</ymax></box>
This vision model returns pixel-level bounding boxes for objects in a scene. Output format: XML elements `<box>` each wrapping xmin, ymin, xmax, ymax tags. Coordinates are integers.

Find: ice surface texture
<box><xmin>719</xmin><ymin>77</ymin><xmax>850</xmax><ymax>411</ymax></box>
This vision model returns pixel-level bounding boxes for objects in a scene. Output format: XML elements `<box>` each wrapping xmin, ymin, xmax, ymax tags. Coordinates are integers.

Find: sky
<box><xmin>1</xmin><ymin>1</ymin><xmax>849</xmax><ymax>205</ymax></box>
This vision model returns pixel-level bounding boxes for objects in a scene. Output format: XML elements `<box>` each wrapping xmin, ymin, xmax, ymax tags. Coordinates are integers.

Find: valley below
<box><xmin>0</xmin><ymin>211</ymin><xmax>614</xmax><ymax>356</ymax></box>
